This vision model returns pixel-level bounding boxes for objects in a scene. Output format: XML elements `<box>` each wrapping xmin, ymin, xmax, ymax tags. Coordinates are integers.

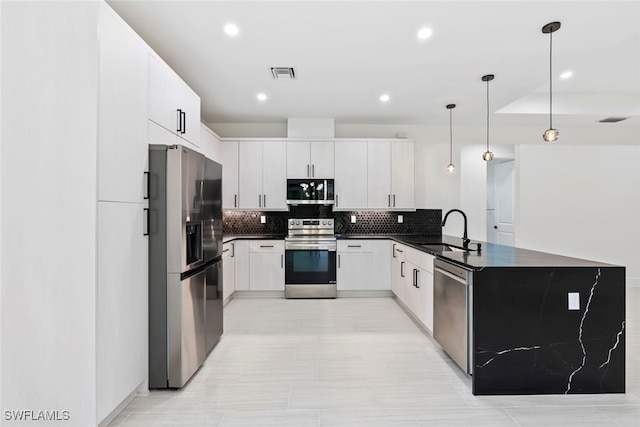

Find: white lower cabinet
<box><xmin>391</xmin><ymin>242</ymin><xmax>406</xmax><ymax>299</ymax></box>
<box><xmin>222</xmin><ymin>242</ymin><xmax>235</xmax><ymax>301</ymax></box>
<box><xmin>233</xmin><ymin>240</ymin><xmax>250</xmax><ymax>291</ymax></box>
<box><xmin>249</xmin><ymin>240</ymin><xmax>284</xmax><ymax>291</ymax></box>
<box><xmin>337</xmin><ymin>251</ymin><xmax>372</xmax><ymax>290</ymax></box>
<box><xmin>337</xmin><ymin>240</ymin><xmax>391</xmax><ymax>291</ymax></box>
<box><xmin>392</xmin><ymin>243</ymin><xmax>435</xmax><ymax>333</ymax></box>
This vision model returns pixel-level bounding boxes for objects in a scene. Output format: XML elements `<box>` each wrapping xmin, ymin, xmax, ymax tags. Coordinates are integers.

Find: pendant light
<box><xmin>481</xmin><ymin>74</ymin><xmax>494</xmax><ymax>161</ymax></box>
<box><xmin>542</xmin><ymin>21</ymin><xmax>561</xmax><ymax>142</ymax></box>
<box><xmin>446</xmin><ymin>104</ymin><xmax>456</xmax><ymax>172</ymax></box>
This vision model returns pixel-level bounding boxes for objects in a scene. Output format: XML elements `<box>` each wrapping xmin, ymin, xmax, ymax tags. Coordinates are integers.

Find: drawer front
<box><xmin>249</xmin><ymin>240</ymin><xmax>284</xmax><ymax>253</ymax></box>
<box><xmin>337</xmin><ymin>240</ymin><xmax>372</xmax><ymax>253</ymax></box>
<box><xmin>405</xmin><ymin>246</ymin><xmax>434</xmax><ymax>273</ymax></box>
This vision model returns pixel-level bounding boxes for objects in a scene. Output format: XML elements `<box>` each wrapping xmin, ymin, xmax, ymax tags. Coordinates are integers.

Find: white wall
<box><xmin>516</xmin><ymin>145</ymin><xmax>640</xmax><ymax>287</ymax></box>
<box><xmin>1</xmin><ymin>2</ymin><xmax>99</xmax><ymax>425</ymax></box>
<box><xmin>0</xmin><ymin>0</ymin><xmax>3</xmax><ymax>412</ymax></box>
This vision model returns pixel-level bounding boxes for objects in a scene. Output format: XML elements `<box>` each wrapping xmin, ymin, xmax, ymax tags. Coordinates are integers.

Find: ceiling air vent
<box><xmin>599</xmin><ymin>117</ymin><xmax>628</xmax><ymax>123</ymax></box>
<box><xmin>271</xmin><ymin>67</ymin><xmax>296</xmax><ymax>79</ymax></box>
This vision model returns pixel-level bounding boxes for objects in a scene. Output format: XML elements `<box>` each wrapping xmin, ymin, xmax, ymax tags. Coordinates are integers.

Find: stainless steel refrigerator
<box><xmin>148</xmin><ymin>144</ymin><xmax>223</xmax><ymax>389</ymax></box>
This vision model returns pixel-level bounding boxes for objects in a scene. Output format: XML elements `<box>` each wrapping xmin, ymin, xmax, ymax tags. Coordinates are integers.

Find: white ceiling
<box><xmin>107</xmin><ymin>0</ymin><xmax>640</xmax><ymax>133</ymax></box>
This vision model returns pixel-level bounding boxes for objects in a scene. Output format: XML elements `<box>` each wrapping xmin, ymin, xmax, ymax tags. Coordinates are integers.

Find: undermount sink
<box><xmin>421</xmin><ymin>244</ymin><xmax>468</xmax><ymax>253</ymax></box>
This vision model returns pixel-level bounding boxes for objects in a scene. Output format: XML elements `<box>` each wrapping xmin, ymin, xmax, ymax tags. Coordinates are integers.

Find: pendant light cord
<box><xmin>549</xmin><ymin>30</ymin><xmax>553</xmax><ymax>129</ymax></box>
<box><xmin>449</xmin><ymin>108</ymin><xmax>453</xmax><ymax>163</ymax></box>
<box><xmin>486</xmin><ymin>79</ymin><xmax>490</xmax><ymax>152</ymax></box>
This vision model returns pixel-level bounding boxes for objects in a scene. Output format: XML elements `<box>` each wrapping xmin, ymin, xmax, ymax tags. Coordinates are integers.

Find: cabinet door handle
<box><xmin>392</xmin><ymin>244</ymin><xmax>397</xmax><ymax>258</ymax></box>
<box><xmin>388</xmin><ymin>194</ymin><xmax>391</xmax><ymax>207</ymax></box>
<box><xmin>263</xmin><ymin>194</ymin><xmax>266</xmax><ymax>207</ymax></box>
<box><xmin>335</xmin><ymin>194</ymin><xmax>339</xmax><ymax>207</ymax></box>
<box><xmin>143</xmin><ymin>208</ymin><xmax>149</xmax><ymax>236</ymax></box>
<box><xmin>307</xmin><ymin>164</ymin><xmax>310</xmax><ymax>177</ymax></box>
<box><xmin>347</xmin><ymin>245</ymin><xmax>361</xmax><ymax>248</ymax></box>
<box><xmin>177</xmin><ymin>109</ymin><xmax>182</xmax><ymax>133</ymax></box>
<box><xmin>281</xmin><ymin>254</ymin><xmax>284</xmax><ymax>268</ymax></box>
<box><xmin>393</xmin><ymin>194</ymin><xmax>396</xmax><ymax>207</ymax></box>
<box><xmin>181</xmin><ymin>110</ymin><xmax>186</xmax><ymax>134</ymax></box>
<box><xmin>231</xmin><ymin>243</ymin><xmax>235</xmax><ymax>257</ymax></box>
<box><xmin>260</xmin><ymin>245</ymin><xmax>274</xmax><ymax>248</ymax></box>
<box><xmin>312</xmin><ymin>164</ymin><xmax>315</xmax><ymax>177</ymax></box>
<box><xmin>400</xmin><ymin>261</ymin><xmax>405</xmax><ymax>277</ymax></box>
<box><xmin>338</xmin><ymin>254</ymin><xmax>341</xmax><ymax>268</ymax></box>
<box><xmin>234</xmin><ymin>194</ymin><xmax>238</xmax><ymax>208</ymax></box>
<box><xmin>258</xmin><ymin>194</ymin><xmax>262</xmax><ymax>207</ymax></box>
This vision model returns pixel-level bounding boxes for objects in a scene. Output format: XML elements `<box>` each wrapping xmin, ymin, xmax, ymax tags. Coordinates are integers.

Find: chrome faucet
<box><xmin>442</xmin><ymin>209</ymin><xmax>470</xmax><ymax>249</ymax></box>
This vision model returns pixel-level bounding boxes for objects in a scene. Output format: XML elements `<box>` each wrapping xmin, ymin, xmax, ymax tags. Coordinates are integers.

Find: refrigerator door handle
<box><xmin>144</xmin><ymin>171</ymin><xmax>150</xmax><ymax>200</ymax></box>
<box><xmin>143</xmin><ymin>208</ymin><xmax>149</xmax><ymax>236</ymax></box>
<box><xmin>177</xmin><ymin>109</ymin><xmax>183</xmax><ymax>133</ymax></box>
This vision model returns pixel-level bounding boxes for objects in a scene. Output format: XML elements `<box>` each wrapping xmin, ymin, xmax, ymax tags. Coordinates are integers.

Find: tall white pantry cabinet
<box><xmin>1</xmin><ymin>2</ymin><xmax>160</xmax><ymax>425</ymax></box>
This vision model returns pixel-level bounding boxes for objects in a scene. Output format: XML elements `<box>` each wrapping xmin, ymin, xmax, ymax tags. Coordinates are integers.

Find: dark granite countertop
<box><xmin>223</xmin><ymin>234</ymin><xmax>286</xmax><ymax>243</ymax></box>
<box><xmin>224</xmin><ymin>233</ymin><xmax>617</xmax><ymax>269</ymax></box>
<box><xmin>390</xmin><ymin>235</ymin><xmax>616</xmax><ymax>269</ymax></box>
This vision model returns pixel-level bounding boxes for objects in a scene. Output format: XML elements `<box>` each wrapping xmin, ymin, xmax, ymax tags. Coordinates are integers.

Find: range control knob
<box><xmin>322</xmin><ymin>220</ymin><xmax>327</xmax><ymax>225</ymax></box>
<box><xmin>289</xmin><ymin>219</ymin><xmax>294</xmax><ymax>225</ymax></box>
<box><xmin>296</xmin><ymin>220</ymin><xmax>301</xmax><ymax>225</ymax></box>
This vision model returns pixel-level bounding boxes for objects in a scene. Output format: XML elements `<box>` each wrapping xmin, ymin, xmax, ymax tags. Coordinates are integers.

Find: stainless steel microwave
<box><xmin>286</xmin><ymin>179</ymin><xmax>335</xmax><ymax>205</ymax></box>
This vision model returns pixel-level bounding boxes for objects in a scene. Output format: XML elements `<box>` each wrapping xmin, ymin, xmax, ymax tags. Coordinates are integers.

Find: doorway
<box><xmin>486</xmin><ymin>159</ymin><xmax>515</xmax><ymax>246</ymax></box>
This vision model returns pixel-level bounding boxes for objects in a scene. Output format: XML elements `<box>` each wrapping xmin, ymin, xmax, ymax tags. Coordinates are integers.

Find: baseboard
<box><xmin>98</xmin><ymin>379</ymin><xmax>145</xmax><ymax>427</ymax></box>
<box><xmin>231</xmin><ymin>290</ymin><xmax>285</xmax><ymax>298</ymax></box>
<box><xmin>337</xmin><ymin>290</ymin><xmax>393</xmax><ymax>298</ymax></box>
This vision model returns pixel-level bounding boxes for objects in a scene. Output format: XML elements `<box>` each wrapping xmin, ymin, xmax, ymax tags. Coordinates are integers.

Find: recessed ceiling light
<box><xmin>224</xmin><ymin>24</ymin><xmax>239</xmax><ymax>36</ymax></box>
<box><xmin>379</xmin><ymin>94</ymin><xmax>390</xmax><ymax>102</ymax></box>
<box><xmin>257</xmin><ymin>93</ymin><xmax>267</xmax><ymax>101</ymax></box>
<box><xmin>417</xmin><ymin>28</ymin><xmax>433</xmax><ymax>40</ymax></box>
<box><xmin>560</xmin><ymin>71</ymin><xmax>573</xmax><ymax>79</ymax></box>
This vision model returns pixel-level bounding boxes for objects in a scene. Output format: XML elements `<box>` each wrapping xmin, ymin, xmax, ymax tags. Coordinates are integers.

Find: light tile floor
<box><xmin>109</xmin><ymin>288</ymin><xmax>640</xmax><ymax>426</ymax></box>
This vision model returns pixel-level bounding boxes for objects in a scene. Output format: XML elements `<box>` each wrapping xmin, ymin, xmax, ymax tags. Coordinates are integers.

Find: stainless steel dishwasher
<box><xmin>433</xmin><ymin>258</ymin><xmax>473</xmax><ymax>375</ymax></box>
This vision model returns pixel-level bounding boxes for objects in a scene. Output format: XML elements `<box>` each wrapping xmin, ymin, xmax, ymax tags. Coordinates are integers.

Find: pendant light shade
<box><xmin>542</xmin><ymin>21</ymin><xmax>561</xmax><ymax>142</ymax></box>
<box><xmin>481</xmin><ymin>74</ymin><xmax>494</xmax><ymax>162</ymax></box>
<box><xmin>446</xmin><ymin>104</ymin><xmax>456</xmax><ymax>173</ymax></box>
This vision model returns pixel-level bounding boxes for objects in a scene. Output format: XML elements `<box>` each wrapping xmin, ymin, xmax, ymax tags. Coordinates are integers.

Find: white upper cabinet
<box><xmin>334</xmin><ymin>140</ymin><xmax>368</xmax><ymax>210</ymax></box>
<box><xmin>262</xmin><ymin>141</ymin><xmax>288</xmax><ymax>209</ymax></box>
<box><xmin>367</xmin><ymin>140</ymin><xmax>393</xmax><ymax>209</ymax></box>
<box><xmin>221</xmin><ymin>141</ymin><xmax>239</xmax><ymax>209</ymax></box>
<box><xmin>238</xmin><ymin>141</ymin><xmax>287</xmax><ymax>210</ymax></box>
<box><xmin>98</xmin><ymin>6</ymin><xmax>148</xmax><ymax>203</ymax></box>
<box><xmin>148</xmin><ymin>54</ymin><xmax>200</xmax><ymax>147</ymax></box>
<box><xmin>286</xmin><ymin>140</ymin><xmax>335</xmax><ymax>178</ymax></box>
<box><xmin>391</xmin><ymin>139</ymin><xmax>415</xmax><ymax>210</ymax></box>
<box><xmin>367</xmin><ymin>139</ymin><xmax>415</xmax><ymax>210</ymax></box>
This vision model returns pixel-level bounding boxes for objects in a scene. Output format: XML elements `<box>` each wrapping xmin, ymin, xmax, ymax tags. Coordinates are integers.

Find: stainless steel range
<box><xmin>284</xmin><ymin>218</ymin><xmax>337</xmax><ymax>298</ymax></box>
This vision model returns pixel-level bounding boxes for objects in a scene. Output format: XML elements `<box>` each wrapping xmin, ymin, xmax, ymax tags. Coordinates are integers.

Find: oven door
<box><xmin>285</xmin><ymin>249</ymin><xmax>336</xmax><ymax>284</ymax></box>
<box><xmin>285</xmin><ymin>249</ymin><xmax>337</xmax><ymax>298</ymax></box>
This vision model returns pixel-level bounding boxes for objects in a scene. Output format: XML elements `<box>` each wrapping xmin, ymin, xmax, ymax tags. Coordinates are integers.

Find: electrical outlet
<box><xmin>568</xmin><ymin>292</ymin><xmax>580</xmax><ymax>310</ymax></box>
<box><xmin>350</xmin><ymin>215</ymin><xmax>357</xmax><ymax>224</ymax></box>
<box><xmin>398</xmin><ymin>215</ymin><xmax>403</xmax><ymax>224</ymax></box>
<box><xmin>260</xmin><ymin>215</ymin><xmax>266</xmax><ymax>224</ymax></box>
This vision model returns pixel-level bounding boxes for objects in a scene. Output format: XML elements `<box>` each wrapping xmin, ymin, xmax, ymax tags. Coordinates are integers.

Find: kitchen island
<box><xmin>395</xmin><ymin>235</ymin><xmax>626</xmax><ymax>396</ymax></box>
